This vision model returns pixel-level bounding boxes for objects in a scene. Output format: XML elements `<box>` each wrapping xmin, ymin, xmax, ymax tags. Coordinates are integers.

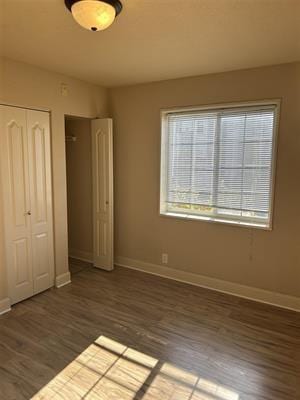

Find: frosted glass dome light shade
<box><xmin>65</xmin><ymin>0</ymin><xmax>122</xmax><ymax>31</ymax></box>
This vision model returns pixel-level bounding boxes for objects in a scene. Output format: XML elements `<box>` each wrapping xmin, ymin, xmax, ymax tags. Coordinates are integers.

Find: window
<box><xmin>160</xmin><ymin>101</ymin><xmax>279</xmax><ymax>229</ymax></box>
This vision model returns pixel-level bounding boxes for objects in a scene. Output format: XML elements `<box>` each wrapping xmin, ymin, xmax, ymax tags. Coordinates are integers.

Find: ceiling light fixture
<box><xmin>65</xmin><ymin>0</ymin><xmax>122</xmax><ymax>31</ymax></box>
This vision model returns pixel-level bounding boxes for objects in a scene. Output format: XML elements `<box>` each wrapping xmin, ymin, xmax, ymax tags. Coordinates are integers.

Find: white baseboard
<box><xmin>0</xmin><ymin>297</ymin><xmax>11</xmax><ymax>315</ymax></box>
<box><xmin>115</xmin><ymin>256</ymin><xmax>300</xmax><ymax>313</ymax></box>
<box><xmin>69</xmin><ymin>248</ymin><xmax>93</xmax><ymax>263</ymax></box>
<box><xmin>55</xmin><ymin>271</ymin><xmax>71</xmax><ymax>288</ymax></box>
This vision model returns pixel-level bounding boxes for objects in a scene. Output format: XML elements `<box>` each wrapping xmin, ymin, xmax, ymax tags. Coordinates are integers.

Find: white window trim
<box><xmin>159</xmin><ymin>99</ymin><xmax>281</xmax><ymax>230</ymax></box>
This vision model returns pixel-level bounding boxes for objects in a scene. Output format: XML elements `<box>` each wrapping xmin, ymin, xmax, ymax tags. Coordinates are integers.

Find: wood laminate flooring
<box><xmin>0</xmin><ymin>258</ymin><xmax>299</xmax><ymax>400</ymax></box>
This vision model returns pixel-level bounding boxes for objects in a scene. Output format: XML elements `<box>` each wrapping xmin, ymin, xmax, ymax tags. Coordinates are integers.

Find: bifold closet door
<box><xmin>91</xmin><ymin>118</ymin><xmax>114</xmax><ymax>271</ymax></box>
<box><xmin>0</xmin><ymin>106</ymin><xmax>33</xmax><ymax>304</ymax></box>
<box><xmin>0</xmin><ymin>105</ymin><xmax>54</xmax><ymax>304</ymax></box>
<box><xmin>27</xmin><ymin>110</ymin><xmax>54</xmax><ymax>296</ymax></box>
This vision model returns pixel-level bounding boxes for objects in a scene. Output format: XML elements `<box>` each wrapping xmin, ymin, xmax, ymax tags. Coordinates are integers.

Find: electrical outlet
<box><xmin>162</xmin><ymin>253</ymin><xmax>168</xmax><ymax>264</ymax></box>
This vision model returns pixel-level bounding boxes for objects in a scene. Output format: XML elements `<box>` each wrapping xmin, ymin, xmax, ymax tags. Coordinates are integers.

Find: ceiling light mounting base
<box><xmin>65</xmin><ymin>0</ymin><xmax>122</xmax><ymax>16</ymax></box>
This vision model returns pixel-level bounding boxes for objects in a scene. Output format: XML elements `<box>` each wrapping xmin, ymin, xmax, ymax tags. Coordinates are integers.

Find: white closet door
<box><xmin>27</xmin><ymin>110</ymin><xmax>54</xmax><ymax>295</ymax></box>
<box><xmin>91</xmin><ymin>118</ymin><xmax>114</xmax><ymax>270</ymax></box>
<box><xmin>0</xmin><ymin>106</ymin><xmax>34</xmax><ymax>304</ymax></box>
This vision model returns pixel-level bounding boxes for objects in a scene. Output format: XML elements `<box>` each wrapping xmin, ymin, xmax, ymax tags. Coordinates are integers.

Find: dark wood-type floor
<box><xmin>0</xmin><ymin>258</ymin><xmax>299</xmax><ymax>400</ymax></box>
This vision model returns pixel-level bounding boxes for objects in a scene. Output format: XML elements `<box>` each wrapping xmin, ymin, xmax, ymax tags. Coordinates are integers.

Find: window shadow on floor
<box><xmin>31</xmin><ymin>335</ymin><xmax>239</xmax><ymax>400</ymax></box>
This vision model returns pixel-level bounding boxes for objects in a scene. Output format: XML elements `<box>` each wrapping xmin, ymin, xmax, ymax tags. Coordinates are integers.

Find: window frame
<box><xmin>159</xmin><ymin>99</ymin><xmax>281</xmax><ymax>230</ymax></box>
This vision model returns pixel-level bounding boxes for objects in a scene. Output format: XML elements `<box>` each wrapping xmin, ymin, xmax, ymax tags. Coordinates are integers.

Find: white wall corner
<box><xmin>0</xmin><ymin>297</ymin><xmax>11</xmax><ymax>315</ymax></box>
<box><xmin>55</xmin><ymin>271</ymin><xmax>71</xmax><ymax>288</ymax></box>
<box><xmin>115</xmin><ymin>256</ymin><xmax>300</xmax><ymax>313</ymax></box>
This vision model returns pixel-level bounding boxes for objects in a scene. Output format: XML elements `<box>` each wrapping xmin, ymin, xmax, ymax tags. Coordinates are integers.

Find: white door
<box><xmin>27</xmin><ymin>110</ymin><xmax>54</xmax><ymax>295</ymax></box>
<box><xmin>0</xmin><ymin>106</ymin><xmax>33</xmax><ymax>304</ymax></box>
<box><xmin>0</xmin><ymin>105</ymin><xmax>54</xmax><ymax>304</ymax></box>
<box><xmin>91</xmin><ymin>118</ymin><xmax>114</xmax><ymax>271</ymax></box>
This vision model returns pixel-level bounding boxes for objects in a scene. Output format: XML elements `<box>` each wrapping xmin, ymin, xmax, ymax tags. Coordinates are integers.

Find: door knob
<box><xmin>25</xmin><ymin>211</ymin><xmax>31</xmax><ymax>216</ymax></box>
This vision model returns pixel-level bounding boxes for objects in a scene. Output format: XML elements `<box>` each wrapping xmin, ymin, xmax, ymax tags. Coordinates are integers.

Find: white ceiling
<box><xmin>1</xmin><ymin>0</ymin><xmax>300</xmax><ymax>87</ymax></box>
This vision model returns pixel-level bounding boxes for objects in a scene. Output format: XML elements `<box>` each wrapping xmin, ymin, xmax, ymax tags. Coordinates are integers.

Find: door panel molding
<box><xmin>32</xmin><ymin>123</ymin><xmax>47</xmax><ymax>224</ymax></box>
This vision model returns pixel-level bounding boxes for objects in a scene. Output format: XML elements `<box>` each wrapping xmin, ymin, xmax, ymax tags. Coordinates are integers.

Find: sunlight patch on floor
<box><xmin>31</xmin><ymin>336</ymin><xmax>239</xmax><ymax>400</ymax></box>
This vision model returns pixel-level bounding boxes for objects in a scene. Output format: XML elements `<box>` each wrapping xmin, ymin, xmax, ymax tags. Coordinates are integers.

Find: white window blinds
<box><xmin>160</xmin><ymin>103</ymin><xmax>278</xmax><ymax>228</ymax></box>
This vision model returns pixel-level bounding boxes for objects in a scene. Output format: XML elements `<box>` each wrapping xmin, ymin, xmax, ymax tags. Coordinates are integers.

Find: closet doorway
<box><xmin>65</xmin><ymin>116</ymin><xmax>114</xmax><ymax>273</ymax></box>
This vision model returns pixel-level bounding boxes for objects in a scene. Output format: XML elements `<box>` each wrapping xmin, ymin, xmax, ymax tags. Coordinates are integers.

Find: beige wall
<box><xmin>65</xmin><ymin>118</ymin><xmax>93</xmax><ymax>258</ymax></box>
<box><xmin>109</xmin><ymin>62</ymin><xmax>300</xmax><ymax>298</ymax></box>
<box><xmin>1</xmin><ymin>58</ymin><xmax>299</xmax><ymax>304</ymax></box>
<box><xmin>0</xmin><ymin>57</ymin><xmax>108</xmax><ymax>302</ymax></box>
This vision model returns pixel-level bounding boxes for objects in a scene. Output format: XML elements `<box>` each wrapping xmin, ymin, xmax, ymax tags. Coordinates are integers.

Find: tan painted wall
<box><xmin>65</xmin><ymin>118</ymin><xmax>93</xmax><ymax>258</ymax></box>
<box><xmin>1</xmin><ymin>58</ymin><xmax>299</xmax><ymax>303</ymax></box>
<box><xmin>0</xmin><ymin>57</ymin><xmax>108</xmax><ymax>302</ymax></box>
<box><xmin>109</xmin><ymin>62</ymin><xmax>300</xmax><ymax>298</ymax></box>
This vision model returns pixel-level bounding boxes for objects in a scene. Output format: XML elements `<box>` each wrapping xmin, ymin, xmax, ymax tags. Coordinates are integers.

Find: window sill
<box><xmin>160</xmin><ymin>211</ymin><xmax>272</xmax><ymax>230</ymax></box>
